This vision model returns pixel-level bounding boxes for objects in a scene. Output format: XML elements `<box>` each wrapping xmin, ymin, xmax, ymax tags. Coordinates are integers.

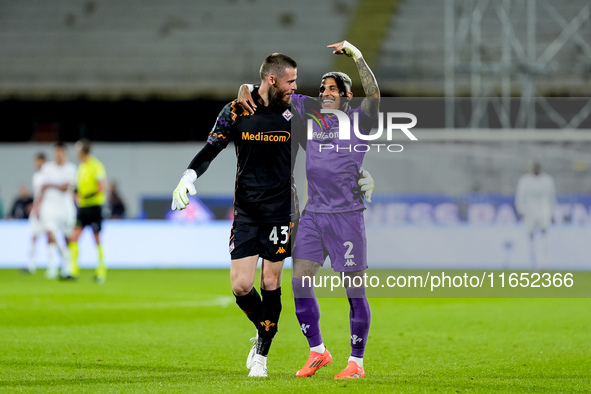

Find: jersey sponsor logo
<box><xmin>276</xmin><ymin>247</ymin><xmax>286</xmax><ymax>254</ymax></box>
<box><xmin>241</xmin><ymin>130</ymin><xmax>290</xmax><ymax>142</ymax></box>
<box><xmin>352</xmin><ymin>335</ymin><xmax>363</xmax><ymax>344</ymax></box>
<box><xmin>306</xmin><ymin>111</ymin><xmax>338</xmax><ymax>140</ymax></box>
<box><xmin>307</xmin><ymin>109</ymin><xmax>418</xmax><ymax>141</ymax></box>
<box><xmin>282</xmin><ymin>109</ymin><xmax>293</xmax><ymax>121</ymax></box>
<box><xmin>312</xmin><ymin>130</ymin><xmax>340</xmax><ymax>140</ymax></box>
<box><xmin>260</xmin><ymin>320</ymin><xmax>276</xmax><ymax>332</ymax></box>
<box><xmin>306</xmin><ymin>110</ymin><xmax>339</xmax><ymax>139</ymax></box>
<box><xmin>306</xmin><ymin>109</ymin><xmax>329</xmax><ymax>130</ymax></box>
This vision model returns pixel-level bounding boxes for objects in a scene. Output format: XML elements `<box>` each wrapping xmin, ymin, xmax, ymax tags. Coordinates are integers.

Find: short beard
<box><xmin>338</xmin><ymin>93</ymin><xmax>350</xmax><ymax>111</ymax></box>
<box><xmin>269</xmin><ymin>84</ymin><xmax>289</xmax><ymax>108</ymax></box>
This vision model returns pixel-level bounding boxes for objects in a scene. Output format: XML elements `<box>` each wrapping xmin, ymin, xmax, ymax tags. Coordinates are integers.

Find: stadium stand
<box><xmin>377</xmin><ymin>0</ymin><xmax>591</xmax><ymax>95</ymax></box>
<box><xmin>332</xmin><ymin>0</ymin><xmax>400</xmax><ymax>90</ymax></box>
<box><xmin>0</xmin><ymin>0</ymin><xmax>360</xmax><ymax>99</ymax></box>
<box><xmin>3</xmin><ymin>0</ymin><xmax>589</xmax><ymax>98</ymax></box>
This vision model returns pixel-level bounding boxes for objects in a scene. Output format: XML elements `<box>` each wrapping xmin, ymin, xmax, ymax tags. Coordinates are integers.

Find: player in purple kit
<box><xmin>290</xmin><ymin>41</ymin><xmax>379</xmax><ymax>379</ymax></box>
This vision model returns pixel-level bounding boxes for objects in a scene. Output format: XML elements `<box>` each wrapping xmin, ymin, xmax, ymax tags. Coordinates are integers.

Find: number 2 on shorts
<box><xmin>343</xmin><ymin>241</ymin><xmax>355</xmax><ymax>259</ymax></box>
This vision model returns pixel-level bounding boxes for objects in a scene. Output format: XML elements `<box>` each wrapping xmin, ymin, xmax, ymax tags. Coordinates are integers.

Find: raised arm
<box><xmin>327</xmin><ymin>40</ymin><xmax>380</xmax><ymax>117</ymax></box>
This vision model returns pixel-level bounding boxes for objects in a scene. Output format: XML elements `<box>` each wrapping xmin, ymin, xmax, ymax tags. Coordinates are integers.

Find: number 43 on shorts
<box><xmin>269</xmin><ymin>225</ymin><xmax>289</xmax><ymax>245</ymax></box>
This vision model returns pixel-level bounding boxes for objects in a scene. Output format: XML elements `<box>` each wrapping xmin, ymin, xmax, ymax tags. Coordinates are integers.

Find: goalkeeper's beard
<box><xmin>269</xmin><ymin>84</ymin><xmax>290</xmax><ymax>107</ymax></box>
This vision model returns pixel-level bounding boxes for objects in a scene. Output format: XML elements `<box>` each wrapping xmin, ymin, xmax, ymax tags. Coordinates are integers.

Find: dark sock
<box><xmin>256</xmin><ymin>287</ymin><xmax>282</xmax><ymax>356</ymax></box>
<box><xmin>234</xmin><ymin>287</ymin><xmax>263</xmax><ymax>329</ymax></box>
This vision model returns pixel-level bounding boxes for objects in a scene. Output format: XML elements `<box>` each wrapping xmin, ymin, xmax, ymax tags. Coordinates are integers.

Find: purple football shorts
<box><xmin>293</xmin><ymin>210</ymin><xmax>367</xmax><ymax>272</ymax></box>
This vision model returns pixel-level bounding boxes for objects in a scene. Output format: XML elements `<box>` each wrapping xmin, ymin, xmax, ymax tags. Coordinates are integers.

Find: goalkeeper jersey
<box><xmin>207</xmin><ymin>100</ymin><xmax>303</xmax><ymax>223</ymax></box>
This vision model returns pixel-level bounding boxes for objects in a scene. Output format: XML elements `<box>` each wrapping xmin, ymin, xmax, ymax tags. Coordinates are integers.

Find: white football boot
<box><xmin>246</xmin><ymin>333</ymin><xmax>258</xmax><ymax>369</ymax></box>
<box><xmin>248</xmin><ymin>354</ymin><xmax>268</xmax><ymax>377</ymax></box>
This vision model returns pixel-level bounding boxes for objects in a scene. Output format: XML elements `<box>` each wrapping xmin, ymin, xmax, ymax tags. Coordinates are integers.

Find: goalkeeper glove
<box><xmin>358</xmin><ymin>169</ymin><xmax>374</xmax><ymax>203</ymax></box>
<box><xmin>171</xmin><ymin>169</ymin><xmax>197</xmax><ymax>210</ymax></box>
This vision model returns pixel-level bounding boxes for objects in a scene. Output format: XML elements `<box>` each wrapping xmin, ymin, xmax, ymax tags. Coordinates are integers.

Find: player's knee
<box><xmin>260</xmin><ymin>275</ymin><xmax>281</xmax><ymax>291</ymax></box>
<box><xmin>232</xmin><ymin>286</ymin><xmax>251</xmax><ymax>297</ymax></box>
<box><xmin>232</xmin><ymin>281</ymin><xmax>254</xmax><ymax>297</ymax></box>
<box><xmin>293</xmin><ymin>259</ymin><xmax>321</xmax><ymax>279</ymax></box>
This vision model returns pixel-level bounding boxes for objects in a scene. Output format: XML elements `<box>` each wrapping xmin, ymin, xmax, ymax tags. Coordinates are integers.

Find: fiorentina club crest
<box><xmin>282</xmin><ymin>109</ymin><xmax>292</xmax><ymax>121</ymax></box>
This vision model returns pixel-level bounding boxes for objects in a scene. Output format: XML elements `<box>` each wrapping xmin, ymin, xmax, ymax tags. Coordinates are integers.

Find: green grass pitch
<box><xmin>1</xmin><ymin>269</ymin><xmax>590</xmax><ymax>393</ymax></box>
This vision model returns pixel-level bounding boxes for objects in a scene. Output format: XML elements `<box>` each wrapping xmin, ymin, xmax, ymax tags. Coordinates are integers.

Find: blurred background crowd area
<box><xmin>0</xmin><ymin>0</ymin><xmax>590</xmax><ymax>222</ymax></box>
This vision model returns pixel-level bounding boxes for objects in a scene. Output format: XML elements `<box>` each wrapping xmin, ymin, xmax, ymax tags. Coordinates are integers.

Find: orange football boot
<box><xmin>295</xmin><ymin>349</ymin><xmax>332</xmax><ymax>377</ymax></box>
<box><xmin>334</xmin><ymin>360</ymin><xmax>365</xmax><ymax>379</ymax></box>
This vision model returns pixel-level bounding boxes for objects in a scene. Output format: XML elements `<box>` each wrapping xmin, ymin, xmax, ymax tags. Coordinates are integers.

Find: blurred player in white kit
<box><xmin>515</xmin><ymin>162</ymin><xmax>556</xmax><ymax>271</ymax></box>
<box><xmin>31</xmin><ymin>141</ymin><xmax>77</xmax><ymax>279</ymax></box>
<box><xmin>27</xmin><ymin>153</ymin><xmax>47</xmax><ymax>274</ymax></box>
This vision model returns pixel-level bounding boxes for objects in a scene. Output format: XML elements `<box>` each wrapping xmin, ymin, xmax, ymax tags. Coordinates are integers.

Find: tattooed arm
<box><xmin>327</xmin><ymin>40</ymin><xmax>381</xmax><ymax>117</ymax></box>
<box><xmin>354</xmin><ymin>56</ymin><xmax>380</xmax><ymax>117</ymax></box>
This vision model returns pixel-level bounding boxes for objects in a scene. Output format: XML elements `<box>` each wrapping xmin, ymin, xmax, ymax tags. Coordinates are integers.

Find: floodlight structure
<box><xmin>444</xmin><ymin>0</ymin><xmax>591</xmax><ymax>133</ymax></box>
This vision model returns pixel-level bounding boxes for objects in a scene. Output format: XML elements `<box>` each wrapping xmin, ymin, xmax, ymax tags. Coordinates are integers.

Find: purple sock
<box><xmin>347</xmin><ymin>287</ymin><xmax>371</xmax><ymax>358</ymax></box>
<box><xmin>292</xmin><ymin>277</ymin><xmax>323</xmax><ymax>348</ymax></box>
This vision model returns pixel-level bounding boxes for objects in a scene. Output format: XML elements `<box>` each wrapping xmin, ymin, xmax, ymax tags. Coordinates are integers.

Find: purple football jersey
<box><xmin>291</xmin><ymin>94</ymin><xmax>376</xmax><ymax>213</ymax></box>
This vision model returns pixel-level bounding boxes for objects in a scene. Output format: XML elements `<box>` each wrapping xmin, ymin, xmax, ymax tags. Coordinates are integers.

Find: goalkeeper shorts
<box><xmin>229</xmin><ymin>218</ymin><xmax>297</xmax><ymax>262</ymax></box>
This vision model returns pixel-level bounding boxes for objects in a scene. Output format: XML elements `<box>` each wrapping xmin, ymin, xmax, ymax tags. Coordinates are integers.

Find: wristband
<box><xmin>342</xmin><ymin>40</ymin><xmax>363</xmax><ymax>61</ymax></box>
